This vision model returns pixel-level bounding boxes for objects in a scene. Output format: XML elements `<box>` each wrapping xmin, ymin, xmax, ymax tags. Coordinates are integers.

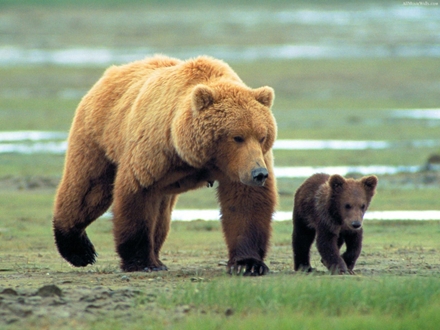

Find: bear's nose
<box><xmin>251</xmin><ymin>167</ymin><xmax>268</xmax><ymax>186</ymax></box>
<box><xmin>351</xmin><ymin>221</ymin><xmax>362</xmax><ymax>229</ymax></box>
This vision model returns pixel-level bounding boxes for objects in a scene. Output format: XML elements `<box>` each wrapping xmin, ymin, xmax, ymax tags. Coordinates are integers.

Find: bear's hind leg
<box><xmin>292</xmin><ymin>216</ymin><xmax>316</xmax><ymax>272</ymax></box>
<box><xmin>152</xmin><ymin>195</ymin><xmax>178</xmax><ymax>270</ymax></box>
<box><xmin>53</xmin><ymin>150</ymin><xmax>116</xmax><ymax>267</ymax></box>
<box><xmin>113</xmin><ymin>168</ymin><xmax>166</xmax><ymax>272</ymax></box>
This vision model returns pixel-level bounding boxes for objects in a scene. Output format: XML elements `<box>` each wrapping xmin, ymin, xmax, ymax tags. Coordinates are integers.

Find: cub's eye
<box><xmin>361</xmin><ymin>204</ymin><xmax>366</xmax><ymax>210</ymax></box>
<box><xmin>234</xmin><ymin>136</ymin><xmax>244</xmax><ymax>143</ymax></box>
<box><xmin>259</xmin><ymin>137</ymin><xmax>265</xmax><ymax>144</ymax></box>
<box><xmin>345</xmin><ymin>204</ymin><xmax>352</xmax><ymax>210</ymax></box>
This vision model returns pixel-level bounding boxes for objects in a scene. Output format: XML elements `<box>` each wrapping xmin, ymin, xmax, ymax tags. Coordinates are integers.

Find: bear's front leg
<box><xmin>292</xmin><ymin>214</ymin><xmax>316</xmax><ymax>272</ymax></box>
<box><xmin>217</xmin><ymin>178</ymin><xmax>276</xmax><ymax>276</ymax></box>
<box><xmin>341</xmin><ymin>229</ymin><xmax>363</xmax><ymax>274</ymax></box>
<box><xmin>316</xmin><ymin>229</ymin><xmax>349</xmax><ymax>275</ymax></box>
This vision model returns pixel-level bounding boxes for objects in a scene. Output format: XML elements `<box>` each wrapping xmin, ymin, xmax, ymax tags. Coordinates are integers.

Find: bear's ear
<box><xmin>329</xmin><ymin>174</ymin><xmax>345</xmax><ymax>192</ymax></box>
<box><xmin>253</xmin><ymin>86</ymin><xmax>274</xmax><ymax>108</ymax></box>
<box><xmin>361</xmin><ymin>175</ymin><xmax>378</xmax><ymax>192</ymax></box>
<box><xmin>191</xmin><ymin>84</ymin><xmax>215</xmax><ymax>114</ymax></box>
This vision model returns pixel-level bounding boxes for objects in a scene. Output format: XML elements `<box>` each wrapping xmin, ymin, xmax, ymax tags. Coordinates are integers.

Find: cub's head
<box><xmin>172</xmin><ymin>82</ymin><xmax>276</xmax><ymax>186</ymax></box>
<box><xmin>329</xmin><ymin>174</ymin><xmax>378</xmax><ymax>230</ymax></box>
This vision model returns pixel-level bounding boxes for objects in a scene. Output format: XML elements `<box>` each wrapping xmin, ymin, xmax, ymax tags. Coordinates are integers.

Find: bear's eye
<box><xmin>259</xmin><ymin>137</ymin><xmax>265</xmax><ymax>144</ymax></box>
<box><xmin>234</xmin><ymin>136</ymin><xmax>245</xmax><ymax>143</ymax></box>
<box><xmin>361</xmin><ymin>204</ymin><xmax>366</xmax><ymax>210</ymax></box>
<box><xmin>345</xmin><ymin>204</ymin><xmax>352</xmax><ymax>210</ymax></box>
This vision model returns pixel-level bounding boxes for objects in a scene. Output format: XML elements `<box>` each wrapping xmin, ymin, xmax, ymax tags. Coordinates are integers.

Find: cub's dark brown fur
<box><xmin>292</xmin><ymin>173</ymin><xmax>378</xmax><ymax>274</ymax></box>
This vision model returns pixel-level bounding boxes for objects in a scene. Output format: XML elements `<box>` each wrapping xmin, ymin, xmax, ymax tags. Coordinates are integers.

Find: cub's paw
<box><xmin>321</xmin><ymin>259</ymin><xmax>352</xmax><ymax>275</ymax></box>
<box><xmin>326</xmin><ymin>264</ymin><xmax>350</xmax><ymax>275</ymax></box>
<box><xmin>227</xmin><ymin>257</ymin><xmax>269</xmax><ymax>276</ymax></box>
<box><xmin>54</xmin><ymin>228</ymin><xmax>97</xmax><ymax>267</ymax></box>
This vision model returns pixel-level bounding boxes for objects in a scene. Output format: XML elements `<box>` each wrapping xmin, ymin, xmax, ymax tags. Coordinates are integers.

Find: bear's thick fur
<box><xmin>292</xmin><ymin>173</ymin><xmax>377</xmax><ymax>274</ymax></box>
<box><xmin>53</xmin><ymin>55</ymin><xmax>277</xmax><ymax>276</ymax></box>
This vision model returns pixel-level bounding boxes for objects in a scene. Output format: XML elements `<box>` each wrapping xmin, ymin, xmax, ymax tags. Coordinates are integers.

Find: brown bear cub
<box><xmin>52</xmin><ymin>55</ymin><xmax>277</xmax><ymax>276</ymax></box>
<box><xmin>292</xmin><ymin>173</ymin><xmax>378</xmax><ymax>275</ymax></box>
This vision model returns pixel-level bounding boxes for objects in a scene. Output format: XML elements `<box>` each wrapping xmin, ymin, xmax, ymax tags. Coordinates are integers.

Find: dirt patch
<box><xmin>0</xmin><ymin>284</ymin><xmax>146</xmax><ymax>325</ymax></box>
<box><xmin>0</xmin><ymin>175</ymin><xmax>60</xmax><ymax>190</ymax></box>
<box><xmin>0</xmin><ymin>266</ymin><xmax>228</xmax><ymax>328</ymax></box>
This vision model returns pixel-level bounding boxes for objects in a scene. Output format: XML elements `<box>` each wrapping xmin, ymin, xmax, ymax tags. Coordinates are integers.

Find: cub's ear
<box><xmin>253</xmin><ymin>86</ymin><xmax>274</xmax><ymax>108</ymax></box>
<box><xmin>191</xmin><ymin>84</ymin><xmax>214</xmax><ymax>114</ymax></box>
<box><xmin>329</xmin><ymin>174</ymin><xmax>345</xmax><ymax>191</ymax></box>
<box><xmin>361</xmin><ymin>175</ymin><xmax>378</xmax><ymax>192</ymax></box>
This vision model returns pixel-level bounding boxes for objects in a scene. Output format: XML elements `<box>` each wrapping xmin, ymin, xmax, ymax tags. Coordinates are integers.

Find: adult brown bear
<box><xmin>53</xmin><ymin>55</ymin><xmax>277</xmax><ymax>276</ymax></box>
<box><xmin>293</xmin><ymin>173</ymin><xmax>378</xmax><ymax>274</ymax></box>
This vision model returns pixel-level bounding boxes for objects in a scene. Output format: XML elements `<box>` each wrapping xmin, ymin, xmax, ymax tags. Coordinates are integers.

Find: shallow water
<box><xmin>1</xmin><ymin>130</ymin><xmax>439</xmax><ymax>153</ymax></box>
<box><xmin>273</xmin><ymin>139</ymin><xmax>440</xmax><ymax>150</ymax></box>
<box><xmin>101</xmin><ymin>209</ymin><xmax>440</xmax><ymax>221</ymax></box>
<box><xmin>274</xmin><ymin>165</ymin><xmax>421</xmax><ymax>178</ymax></box>
<box><xmin>1</xmin><ymin>42</ymin><xmax>439</xmax><ymax>67</ymax></box>
<box><xmin>0</xmin><ymin>141</ymin><xmax>67</xmax><ymax>154</ymax></box>
<box><xmin>393</xmin><ymin>109</ymin><xmax>440</xmax><ymax>120</ymax></box>
<box><xmin>1</xmin><ymin>5</ymin><xmax>439</xmax><ymax>66</ymax></box>
<box><xmin>0</xmin><ymin>131</ymin><xmax>67</xmax><ymax>142</ymax></box>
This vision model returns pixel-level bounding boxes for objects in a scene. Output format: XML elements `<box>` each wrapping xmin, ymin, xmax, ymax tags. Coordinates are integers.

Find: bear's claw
<box><xmin>143</xmin><ymin>265</ymin><xmax>168</xmax><ymax>272</ymax></box>
<box><xmin>227</xmin><ymin>258</ymin><xmax>269</xmax><ymax>276</ymax></box>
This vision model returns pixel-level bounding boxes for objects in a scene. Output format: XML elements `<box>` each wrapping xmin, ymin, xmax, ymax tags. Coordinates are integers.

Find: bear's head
<box><xmin>171</xmin><ymin>82</ymin><xmax>276</xmax><ymax>186</ymax></box>
<box><xmin>328</xmin><ymin>174</ymin><xmax>378</xmax><ymax>230</ymax></box>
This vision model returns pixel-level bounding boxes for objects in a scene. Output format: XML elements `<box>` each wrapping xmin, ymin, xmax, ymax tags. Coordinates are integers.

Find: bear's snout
<box><xmin>251</xmin><ymin>167</ymin><xmax>268</xmax><ymax>186</ymax></box>
<box><xmin>351</xmin><ymin>221</ymin><xmax>362</xmax><ymax>230</ymax></box>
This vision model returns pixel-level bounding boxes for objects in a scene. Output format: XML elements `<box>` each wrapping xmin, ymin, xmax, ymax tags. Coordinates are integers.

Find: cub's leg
<box><xmin>292</xmin><ymin>215</ymin><xmax>316</xmax><ymax>272</ymax></box>
<box><xmin>217</xmin><ymin>174</ymin><xmax>276</xmax><ymax>276</ymax></box>
<box><xmin>316</xmin><ymin>229</ymin><xmax>349</xmax><ymax>274</ymax></box>
<box><xmin>341</xmin><ymin>229</ymin><xmax>363</xmax><ymax>274</ymax></box>
<box><xmin>112</xmin><ymin>166</ymin><xmax>165</xmax><ymax>272</ymax></box>
<box><xmin>53</xmin><ymin>144</ymin><xmax>115</xmax><ymax>267</ymax></box>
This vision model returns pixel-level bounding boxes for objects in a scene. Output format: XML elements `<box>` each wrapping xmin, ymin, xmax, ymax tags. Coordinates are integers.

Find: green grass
<box><xmin>156</xmin><ymin>276</ymin><xmax>440</xmax><ymax>321</ymax></box>
<box><xmin>235</xmin><ymin>58</ymin><xmax>440</xmax><ymax>110</ymax></box>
